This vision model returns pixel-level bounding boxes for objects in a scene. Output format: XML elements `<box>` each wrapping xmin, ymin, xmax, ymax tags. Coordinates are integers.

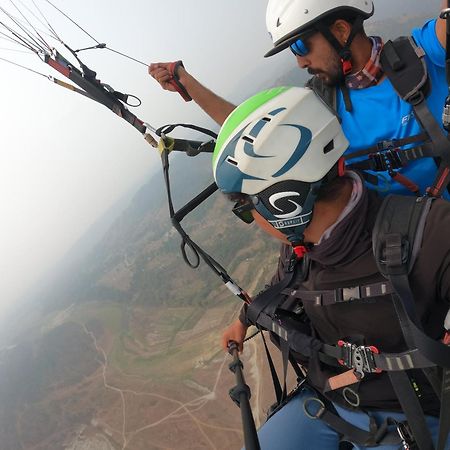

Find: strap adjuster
<box><xmin>337</xmin><ymin>341</ymin><xmax>382</xmax><ymax>378</ymax></box>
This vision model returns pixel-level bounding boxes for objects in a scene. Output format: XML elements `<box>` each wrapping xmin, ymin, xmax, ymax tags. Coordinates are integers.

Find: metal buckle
<box><xmin>377</xmin><ymin>139</ymin><xmax>395</xmax><ymax>151</ymax></box>
<box><xmin>396</xmin><ymin>421</ymin><xmax>415</xmax><ymax>450</ymax></box>
<box><xmin>303</xmin><ymin>397</ymin><xmax>326</xmax><ymax>420</ymax></box>
<box><xmin>341</xmin><ymin>286</ymin><xmax>362</xmax><ymax>301</ymax></box>
<box><xmin>337</xmin><ymin>341</ymin><xmax>381</xmax><ymax>379</ymax></box>
<box><xmin>352</xmin><ymin>345</ymin><xmax>380</xmax><ymax>378</ymax></box>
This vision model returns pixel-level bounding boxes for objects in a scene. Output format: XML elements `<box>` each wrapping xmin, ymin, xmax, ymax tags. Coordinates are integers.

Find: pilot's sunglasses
<box><xmin>289</xmin><ymin>30</ymin><xmax>316</xmax><ymax>57</ymax></box>
<box><xmin>232</xmin><ymin>201</ymin><xmax>254</xmax><ymax>224</ymax></box>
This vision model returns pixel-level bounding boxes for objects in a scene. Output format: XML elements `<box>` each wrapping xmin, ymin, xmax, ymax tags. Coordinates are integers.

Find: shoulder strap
<box><xmin>372</xmin><ymin>194</ymin><xmax>435</xmax><ymax>328</ymax></box>
<box><xmin>381</xmin><ymin>36</ymin><xmax>429</xmax><ymax>103</ymax></box>
<box><xmin>373</xmin><ymin>195</ymin><xmax>432</xmax><ymax>283</ymax></box>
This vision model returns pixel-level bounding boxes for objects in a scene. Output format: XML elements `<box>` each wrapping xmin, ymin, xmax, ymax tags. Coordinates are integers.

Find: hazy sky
<box><xmin>0</xmin><ymin>0</ymin><xmax>293</xmax><ymax>317</ymax></box>
<box><xmin>0</xmin><ymin>0</ymin><xmax>441</xmax><ymax>318</ymax></box>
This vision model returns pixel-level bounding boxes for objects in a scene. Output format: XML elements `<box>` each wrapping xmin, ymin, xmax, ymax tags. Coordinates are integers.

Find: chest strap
<box><xmin>281</xmin><ymin>280</ymin><xmax>394</xmax><ymax>306</ymax></box>
<box><xmin>255</xmin><ymin>310</ymin><xmax>434</xmax><ymax>373</ymax></box>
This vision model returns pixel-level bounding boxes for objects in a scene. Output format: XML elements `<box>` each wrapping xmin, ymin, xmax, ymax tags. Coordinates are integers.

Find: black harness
<box><xmin>246</xmin><ymin>195</ymin><xmax>450</xmax><ymax>450</ymax></box>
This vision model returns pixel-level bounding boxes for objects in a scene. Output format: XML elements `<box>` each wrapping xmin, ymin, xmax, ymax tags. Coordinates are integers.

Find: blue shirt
<box><xmin>337</xmin><ymin>19</ymin><xmax>448</xmax><ymax>196</ymax></box>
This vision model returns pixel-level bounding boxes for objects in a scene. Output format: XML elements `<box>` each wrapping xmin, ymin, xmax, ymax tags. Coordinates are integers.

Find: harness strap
<box><xmin>303</xmin><ymin>390</ymin><xmax>402</xmax><ymax>446</ymax></box>
<box><xmin>348</xmin><ymin>145</ymin><xmax>434</xmax><ymax>171</ymax></box>
<box><xmin>381</xmin><ymin>37</ymin><xmax>450</xmax><ymax>197</ymax></box>
<box><xmin>413</xmin><ymin>100</ymin><xmax>450</xmax><ymax>197</ymax></box>
<box><xmin>259</xmin><ymin>330</ymin><xmax>284</xmax><ymax>404</ymax></box>
<box><xmin>246</xmin><ymin>253</ymin><xmax>303</xmax><ymax>325</ymax></box>
<box><xmin>322</xmin><ymin>343</ymin><xmax>434</xmax><ymax>372</ymax></box>
<box><xmin>344</xmin><ymin>133</ymin><xmax>429</xmax><ymax>160</ymax></box>
<box><xmin>437</xmin><ymin>368</ymin><xmax>450</xmax><ymax>450</ymax></box>
<box><xmin>256</xmin><ymin>310</ymin><xmax>434</xmax><ymax>374</ymax></box>
<box><xmin>281</xmin><ymin>280</ymin><xmax>394</xmax><ymax>306</ymax></box>
<box><xmin>389</xmin><ymin>370</ymin><xmax>435</xmax><ymax>450</ymax></box>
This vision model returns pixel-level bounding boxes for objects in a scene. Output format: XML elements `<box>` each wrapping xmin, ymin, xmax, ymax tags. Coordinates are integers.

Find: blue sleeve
<box><xmin>412</xmin><ymin>19</ymin><xmax>445</xmax><ymax>68</ymax></box>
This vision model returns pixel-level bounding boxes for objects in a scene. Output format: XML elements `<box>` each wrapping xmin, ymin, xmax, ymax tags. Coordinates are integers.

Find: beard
<box><xmin>308</xmin><ymin>55</ymin><xmax>344</xmax><ymax>86</ymax></box>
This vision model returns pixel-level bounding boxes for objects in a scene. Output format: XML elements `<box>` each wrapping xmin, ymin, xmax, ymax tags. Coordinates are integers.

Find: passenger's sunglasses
<box><xmin>289</xmin><ymin>30</ymin><xmax>316</xmax><ymax>57</ymax></box>
<box><xmin>232</xmin><ymin>201</ymin><xmax>254</xmax><ymax>224</ymax></box>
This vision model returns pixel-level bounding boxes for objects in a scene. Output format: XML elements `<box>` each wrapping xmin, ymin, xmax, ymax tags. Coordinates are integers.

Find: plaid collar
<box><xmin>345</xmin><ymin>36</ymin><xmax>384</xmax><ymax>89</ymax></box>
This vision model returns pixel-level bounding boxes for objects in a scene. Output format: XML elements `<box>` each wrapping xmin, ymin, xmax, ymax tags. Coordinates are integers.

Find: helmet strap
<box><xmin>315</xmin><ymin>15</ymin><xmax>365</xmax><ymax>76</ymax></box>
<box><xmin>253</xmin><ymin>180</ymin><xmax>323</xmax><ymax>247</ymax></box>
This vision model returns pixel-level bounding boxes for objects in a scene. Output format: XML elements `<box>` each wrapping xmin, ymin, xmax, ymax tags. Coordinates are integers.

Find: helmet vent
<box><xmin>226</xmin><ymin>156</ymin><xmax>238</xmax><ymax>166</ymax></box>
<box><xmin>323</xmin><ymin>140</ymin><xmax>334</xmax><ymax>154</ymax></box>
<box><xmin>262</xmin><ymin>117</ymin><xmax>271</xmax><ymax>122</ymax></box>
<box><xmin>242</xmin><ymin>136</ymin><xmax>254</xmax><ymax>143</ymax></box>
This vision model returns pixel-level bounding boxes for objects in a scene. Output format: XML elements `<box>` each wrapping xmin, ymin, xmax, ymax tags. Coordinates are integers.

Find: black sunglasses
<box><xmin>232</xmin><ymin>201</ymin><xmax>254</xmax><ymax>224</ymax></box>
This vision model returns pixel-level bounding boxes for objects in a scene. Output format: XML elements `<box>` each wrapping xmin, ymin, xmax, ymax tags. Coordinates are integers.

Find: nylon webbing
<box><xmin>389</xmin><ymin>371</ymin><xmax>435</xmax><ymax>450</ymax></box>
<box><xmin>281</xmin><ymin>280</ymin><xmax>394</xmax><ymax>305</ymax></box>
<box><xmin>437</xmin><ymin>368</ymin><xmax>450</xmax><ymax>450</ymax></box>
<box><xmin>344</xmin><ymin>133</ymin><xmax>429</xmax><ymax>160</ymax></box>
<box><xmin>246</xmin><ymin>262</ymin><xmax>297</xmax><ymax>325</ymax></box>
<box><xmin>260</xmin><ymin>331</ymin><xmax>283</xmax><ymax>404</ymax></box>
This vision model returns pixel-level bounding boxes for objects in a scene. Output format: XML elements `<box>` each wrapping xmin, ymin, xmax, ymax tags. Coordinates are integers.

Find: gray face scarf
<box><xmin>307</xmin><ymin>172</ymin><xmax>382</xmax><ymax>267</ymax></box>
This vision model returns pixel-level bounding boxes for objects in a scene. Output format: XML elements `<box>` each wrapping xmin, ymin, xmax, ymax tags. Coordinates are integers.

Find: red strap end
<box><xmin>168</xmin><ymin>60</ymin><xmax>192</xmax><ymax>102</ymax></box>
<box><xmin>341</xmin><ymin>59</ymin><xmax>353</xmax><ymax>76</ymax></box>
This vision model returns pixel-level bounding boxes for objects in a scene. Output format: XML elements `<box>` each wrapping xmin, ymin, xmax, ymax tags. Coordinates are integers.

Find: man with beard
<box><xmin>149</xmin><ymin>0</ymin><xmax>448</xmax><ymax>196</ymax></box>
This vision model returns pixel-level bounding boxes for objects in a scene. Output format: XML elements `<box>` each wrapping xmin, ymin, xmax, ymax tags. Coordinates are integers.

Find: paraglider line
<box><xmin>42</xmin><ymin>0</ymin><xmax>100</xmax><ymax>44</ymax></box>
<box><xmin>7</xmin><ymin>0</ymin><xmax>51</xmax><ymax>51</ymax></box>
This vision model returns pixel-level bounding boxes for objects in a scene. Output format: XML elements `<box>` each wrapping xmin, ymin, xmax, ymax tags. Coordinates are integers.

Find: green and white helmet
<box><xmin>265</xmin><ymin>0</ymin><xmax>374</xmax><ymax>57</ymax></box>
<box><xmin>212</xmin><ymin>86</ymin><xmax>349</xmax><ymax>247</ymax></box>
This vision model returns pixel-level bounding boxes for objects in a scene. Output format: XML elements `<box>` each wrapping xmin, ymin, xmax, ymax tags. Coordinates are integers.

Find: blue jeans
<box><xmin>255</xmin><ymin>386</ymin><xmax>449</xmax><ymax>450</ymax></box>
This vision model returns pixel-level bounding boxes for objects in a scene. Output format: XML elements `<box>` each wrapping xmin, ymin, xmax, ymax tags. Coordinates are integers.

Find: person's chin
<box><xmin>316</xmin><ymin>72</ymin><xmax>331</xmax><ymax>84</ymax></box>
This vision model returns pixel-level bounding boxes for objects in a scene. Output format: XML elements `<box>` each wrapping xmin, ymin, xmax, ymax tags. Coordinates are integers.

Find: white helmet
<box><xmin>212</xmin><ymin>86</ymin><xmax>349</xmax><ymax>248</ymax></box>
<box><xmin>265</xmin><ymin>0</ymin><xmax>374</xmax><ymax>57</ymax></box>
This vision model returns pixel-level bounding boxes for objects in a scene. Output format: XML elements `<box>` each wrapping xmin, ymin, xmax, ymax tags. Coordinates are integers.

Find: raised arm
<box><xmin>148</xmin><ymin>62</ymin><xmax>236</xmax><ymax>126</ymax></box>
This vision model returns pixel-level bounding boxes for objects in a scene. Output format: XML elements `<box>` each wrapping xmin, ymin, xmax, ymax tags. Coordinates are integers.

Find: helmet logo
<box><xmin>272</xmin><ymin>124</ymin><xmax>312</xmax><ymax>178</ymax></box>
<box><xmin>276</xmin><ymin>17</ymin><xmax>282</xmax><ymax>27</ymax></box>
<box><xmin>269</xmin><ymin>191</ymin><xmax>302</xmax><ymax>219</ymax></box>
